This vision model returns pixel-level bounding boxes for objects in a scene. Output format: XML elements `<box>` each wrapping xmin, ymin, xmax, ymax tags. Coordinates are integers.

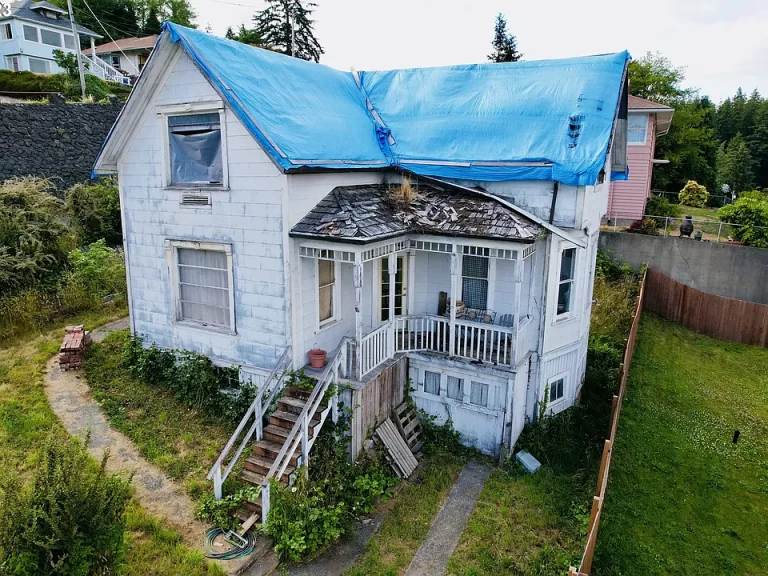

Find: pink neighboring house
<box><xmin>607</xmin><ymin>95</ymin><xmax>674</xmax><ymax>221</ymax></box>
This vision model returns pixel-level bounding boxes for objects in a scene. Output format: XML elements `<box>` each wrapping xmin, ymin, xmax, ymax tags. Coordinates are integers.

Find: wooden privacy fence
<box><xmin>570</xmin><ymin>268</ymin><xmax>647</xmax><ymax>576</ymax></box>
<box><xmin>643</xmin><ymin>268</ymin><xmax>768</xmax><ymax>348</ymax></box>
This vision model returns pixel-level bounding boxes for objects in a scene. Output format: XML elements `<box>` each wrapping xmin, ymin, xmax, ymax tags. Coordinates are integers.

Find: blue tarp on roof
<box><xmin>158</xmin><ymin>23</ymin><xmax>629</xmax><ymax>186</ymax></box>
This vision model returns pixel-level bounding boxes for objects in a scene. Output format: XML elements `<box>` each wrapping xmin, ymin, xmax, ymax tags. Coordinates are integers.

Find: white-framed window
<box><xmin>40</xmin><ymin>28</ymin><xmax>62</xmax><ymax>47</ymax></box>
<box><xmin>557</xmin><ymin>247</ymin><xmax>576</xmax><ymax>317</ymax></box>
<box><xmin>167</xmin><ymin>240</ymin><xmax>235</xmax><ymax>332</ymax></box>
<box><xmin>28</xmin><ymin>57</ymin><xmax>50</xmax><ymax>74</ymax></box>
<box><xmin>461</xmin><ymin>255</ymin><xmax>489</xmax><ymax>310</ymax></box>
<box><xmin>627</xmin><ymin>114</ymin><xmax>648</xmax><ymax>145</ymax></box>
<box><xmin>424</xmin><ymin>371</ymin><xmax>441</xmax><ymax>396</ymax></box>
<box><xmin>548</xmin><ymin>374</ymin><xmax>566</xmax><ymax>404</ymax></box>
<box><xmin>470</xmin><ymin>381</ymin><xmax>489</xmax><ymax>407</ymax></box>
<box><xmin>158</xmin><ymin>103</ymin><xmax>228</xmax><ymax>188</ymax></box>
<box><xmin>447</xmin><ymin>375</ymin><xmax>464</xmax><ymax>401</ymax></box>
<box><xmin>111</xmin><ymin>54</ymin><xmax>120</xmax><ymax>67</ymax></box>
<box><xmin>23</xmin><ymin>24</ymin><xmax>38</xmax><ymax>42</ymax></box>
<box><xmin>63</xmin><ymin>34</ymin><xmax>75</xmax><ymax>50</ymax></box>
<box><xmin>0</xmin><ymin>23</ymin><xmax>12</xmax><ymax>41</ymax></box>
<box><xmin>317</xmin><ymin>258</ymin><xmax>338</xmax><ymax>327</ymax></box>
<box><xmin>5</xmin><ymin>56</ymin><xmax>19</xmax><ymax>72</ymax></box>
<box><xmin>585</xmin><ymin>237</ymin><xmax>598</xmax><ymax>311</ymax></box>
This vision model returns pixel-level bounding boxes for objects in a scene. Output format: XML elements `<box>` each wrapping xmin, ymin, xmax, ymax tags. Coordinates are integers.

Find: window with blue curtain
<box><xmin>168</xmin><ymin>113</ymin><xmax>223</xmax><ymax>185</ymax></box>
<box><xmin>462</xmin><ymin>256</ymin><xmax>489</xmax><ymax>309</ymax></box>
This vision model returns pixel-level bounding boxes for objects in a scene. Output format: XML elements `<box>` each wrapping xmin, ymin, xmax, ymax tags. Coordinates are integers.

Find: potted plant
<box><xmin>308</xmin><ymin>346</ymin><xmax>327</xmax><ymax>368</ymax></box>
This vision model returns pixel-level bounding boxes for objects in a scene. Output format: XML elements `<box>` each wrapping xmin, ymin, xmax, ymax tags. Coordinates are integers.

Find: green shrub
<box><xmin>678</xmin><ymin>180</ymin><xmax>708</xmax><ymax>208</ymax></box>
<box><xmin>196</xmin><ymin>485</ymin><xmax>261</xmax><ymax>532</ymax></box>
<box><xmin>0</xmin><ymin>433</ymin><xmax>131</xmax><ymax>575</ymax></box>
<box><xmin>719</xmin><ymin>196</ymin><xmax>768</xmax><ymax>247</ymax></box>
<box><xmin>595</xmin><ymin>250</ymin><xmax>633</xmax><ymax>283</ymax></box>
<box><xmin>645</xmin><ymin>195</ymin><xmax>681</xmax><ymax>228</ymax></box>
<box><xmin>627</xmin><ymin>217</ymin><xmax>659</xmax><ymax>235</ymax></box>
<box><xmin>0</xmin><ymin>177</ymin><xmax>73</xmax><ymax>296</ymax></box>
<box><xmin>69</xmin><ymin>240</ymin><xmax>127</xmax><ymax>297</ymax></box>
<box><xmin>66</xmin><ymin>180</ymin><xmax>122</xmax><ymax>246</ymax></box>
<box><xmin>0</xmin><ymin>70</ymin><xmax>131</xmax><ymax>101</ymax></box>
<box><xmin>737</xmin><ymin>190</ymin><xmax>768</xmax><ymax>202</ymax></box>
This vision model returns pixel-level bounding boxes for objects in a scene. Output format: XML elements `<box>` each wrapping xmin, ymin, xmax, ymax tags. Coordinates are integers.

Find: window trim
<box><xmin>166</xmin><ymin>240</ymin><xmax>236</xmax><ymax>334</ymax></box>
<box><xmin>157</xmin><ymin>102</ymin><xmax>229</xmax><ymax>190</ymax></box>
<box><xmin>39</xmin><ymin>27</ymin><xmax>62</xmax><ymax>47</ymax></box>
<box><xmin>316</xmin><ymin>257</ymin><xmax>340</xmax><ymax>330</ymax></box>
<box><xmin>5</xmin><ymin>55</ymin><xmax>19</xmax><ymax>72</ymax></box>
<box><xmin>547</xmin><ymin>372</ymin><xmax>568</xmax><ymax>406</ymax></box>
<box><xmin>459</xmin><ymin>254</ymin><xmax>495</xmax><ymax>311</ymax></box>
<box><xmin>0</xmin><ymin>23</ymin><xmax>13</xmax><ymax>41</ymax></box>
<box><xmin>376</xmin><ymin>254</ymin><xmax>408</xmax><ymax>323</ymax></box>
<box><xmin>627</xmin><ymin>113</ymin><xmax>648</xmax><ymax>146</ymax></box>
<box><xmin>555</xmin><ymin>246</ymin><xmax>577</xmax><ymax>321</ymax></box>
<box><xmin>27</xmin><ymin>56</ymin><xmax>50</xmax><ymax>74</ymax></box>
<box><xmin>22</xmin><ymin>24</ymin><xmax>39</xmax><ymax>42</ymax></box>
<box><xmin>63</xmin><ymin>33</ymin><xmax>75</xmax><ymax>50</ymax></box>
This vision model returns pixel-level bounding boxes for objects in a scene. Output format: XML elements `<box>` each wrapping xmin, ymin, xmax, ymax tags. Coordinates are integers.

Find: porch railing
<box><xmin>394</xmin><ymin>315</ymin><xmax>449</xmax><ymax>353</ymax></box>
<box><xmin>81</xmin><ymin>53</ymin><xmax>132</xmax><ymax>85</ymax></box>
<box><xmin>454</xmin><ymin>318</ymin><xmax>515</xmax><ymax>365</ymax></box>
<box><xmin>360</xmin><ymin>322</ymin><xmax>390</xmax><ymax>377</ymax></box>
<box><xmin>206</xmin><ymin>346</ymin><xmax>292</xmax><ymax>500</ymax></box>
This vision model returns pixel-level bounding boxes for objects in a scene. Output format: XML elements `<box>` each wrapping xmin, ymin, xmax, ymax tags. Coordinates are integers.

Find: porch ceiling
<box><xmin>290</xmin><ymin>183</ymin><xmax>544</xmax><ymax>244</ymax></box>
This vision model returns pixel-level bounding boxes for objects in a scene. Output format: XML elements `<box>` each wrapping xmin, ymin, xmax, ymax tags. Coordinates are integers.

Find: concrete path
<box><xmin>43</xmin><ymin>318</ymin><xmax>276</xmax><ymax>575</ymax></box>
<box><xmin>405</xmin><ymin>460</ymin><xmax>492</xmax><ymax>576</ymax></box>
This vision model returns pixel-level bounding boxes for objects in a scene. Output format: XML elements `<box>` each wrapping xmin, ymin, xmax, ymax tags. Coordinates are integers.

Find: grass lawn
<box><xmin>0</xmin><ymin>308</ymin><xmax>222</xmax><ymax>575</ymax></box>
<box><xmin>677</xmin><ymin>205</ymin><xmax>721</xmax><ymax>220</ymax></box>
<box><xmin>84</xmin><ymin>330</ymin><xmax>233</xmax><ymax>499</ymax></box>
<box><xmin>345</xmin><ymin>451</ymin><xmax>470</xmax><ymax>575</ymax></box>
<box><xmin>594</xmin><ymin>314</ymin><xmax>768</xmax><ymax>575</ymax></box>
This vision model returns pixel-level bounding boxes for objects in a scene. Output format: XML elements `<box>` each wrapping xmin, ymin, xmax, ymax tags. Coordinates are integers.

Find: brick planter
<box><xmin>59</xmin><ymin>325</ymin><xmax>92</xmax><ymax>371</ymax></box>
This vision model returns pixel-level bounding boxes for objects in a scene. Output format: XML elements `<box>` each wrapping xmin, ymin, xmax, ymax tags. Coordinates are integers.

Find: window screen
<box><xmin>470</xmin><ymin>381</ymin><xmax>489</xmax><ymax>407</ymax></box>
<box><xmin>318</xmin><ymin>259</ymin><xmax>335</xmax><ymax>324</ymax></box>
<box><xmin>447</xmin><ymin>376</ymin><xmax>463</xmax><ymax>401</ymax></box>
<box><xmin>1</xmin><ymin>24</ymin><xmax>12</xmax><ymax>41</ymax></box>
<box><xmin>40</xmin><ymin>28</ymin><xmax>61</xmax><ymax>46</ymax></box>
<box><xmin>168</xmin><ymin>113</ymin><xmax>223</xmax><ymax>185</ymax></box>
<box><xmin>28</xmin><ymin>57</ymin><xmax>49</xmax><ymax>73</ymax></box>
<box><xmin>23</xmin><ymin>25</ymin><xmax>39</xmax><ymax>42</ymax></box>
<box><xmin>557</xmin><ymin>248</ymin><xmax>576</xmax><ymax>315</ymax></box>
<box><xmin>424</xmin><ymin>371</ymin><xmax>440</xmax><ymax>395</ymax></box>
<box><xmin>177</xmin><ymin>248</ymin><xmax>230</xmax><ymax>328</ymax></box>
<box><xmin>627</xmin><ymin>114</ymin><xmax>648</xmax><ymax>144</ymax></box>
<box><xmin>549</xmin><ymin>378</ymin><xmax>565</xmax><ymax>402</ymax></box>
<box><xmin>63</xmin><ymin>34</ymin><xmax>75</xmax><ymax>49</ymax></box>
<box><xmin>462</xmin><ymin>256</ymin><xmax>489</xmax><ymax>309</ymax></box>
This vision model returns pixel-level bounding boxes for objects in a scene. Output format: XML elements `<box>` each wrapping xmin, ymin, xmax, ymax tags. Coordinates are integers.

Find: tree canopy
<box><xmin>252</xmin><ymin>0</ymin><xmax>323</xmax><ymax>62</ymax></box>
<box><xmin>487</xmin><ymin>13</ymin><xmax>522</xmax><ymax>63</ymax></box>
<box><xmin>225</xmin><ymin>24</ymin><xmax>263</xmax><ymax>46</ymax></box>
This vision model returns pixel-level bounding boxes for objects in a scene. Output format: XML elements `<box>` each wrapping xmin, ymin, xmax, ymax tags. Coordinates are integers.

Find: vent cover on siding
<box><xmin>180</xmin><ymin>192</ymin><xmax>212</xmax><ymax>207</ymax></box>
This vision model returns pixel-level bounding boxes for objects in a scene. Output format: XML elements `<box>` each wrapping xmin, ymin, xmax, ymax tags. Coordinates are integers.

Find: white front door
<box><xmin>379</xmin><ymin>255</ymin><xmax>407</xmax><ymax>322</ymax></box>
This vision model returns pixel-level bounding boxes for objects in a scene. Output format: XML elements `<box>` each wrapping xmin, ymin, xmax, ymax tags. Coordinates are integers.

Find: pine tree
<box><xmin>487</xmin><ymin>13</ymin><xmax>522</xmax><ymax>63</ymax></box>
<box><xmin>142</xmin><ymin>3</ymin><xmax>163</xmax><ymax>35</ymax></box>
<box><xmin>719</xmin><ymin>134</ymin><xmax>755</xmax><ymax>195</ymax></box>
<box><xmin>253</xmin><ymin>0</ymin><xmax>323</xmax><ymax>62</ymax></box>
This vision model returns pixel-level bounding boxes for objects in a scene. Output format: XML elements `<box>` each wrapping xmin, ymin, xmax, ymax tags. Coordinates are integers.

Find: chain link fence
<box><xmin>651</xmin><ymin>189</ymin><xmax>734</xmax><ymax>208</ymax></box>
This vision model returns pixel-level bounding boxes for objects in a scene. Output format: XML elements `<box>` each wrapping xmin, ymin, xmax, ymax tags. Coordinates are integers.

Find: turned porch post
<box><xmin>449</xmin><ymin>247</ymin><xmax>458</xmax><ymax>357</ymax></box>
<box><xmin>354</xmin><ymin>257</ymin><xmax>363</xmax><ymax>381</ymax></box>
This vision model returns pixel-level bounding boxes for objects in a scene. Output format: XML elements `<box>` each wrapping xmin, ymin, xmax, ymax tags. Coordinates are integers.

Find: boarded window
<box><xmin>177</xmin><ymin>247</ymin><xmax>231</xmax><ymax>328</ymax></box>
<box><xmin>549</xmin><ymin>378</ymin><xmax>565</xmax><ymax>402</ymax></box>
<box><xmin>470</xmin><ymin>381</ymin><xmax>489</xmax><ymax>407</ymax></box>
<box><xmin>557</xmin><ymin>248</ymin><xmax>576</xmax><ymax>315</ymax></box>
<box><xmin>318</xmin><ymin>259</ymin><xmax>335</xmax><ymax>324</ymax></box>
<box><xmin>40</xmin><ymin>28</ymin><xmax>61</xmax><ymax>47</ymax></box>
<box><xmin>424</xmin><ymin>371</ymin><xmax>441</xmax><ymax>396</ymax></box>
<box><xmin>462</xmin><ymin>256</ymin><xmax>489</xmax><ymax>310</ymax></box>
<box><xmin>447</xmin><ymin>376</ymin><xmax>463</xmax><ymax>401</ymax></box>
<box><xmin>168</xmin><ymin>113</ymin><xmax>223</xmax><ymax>185</ymax></box>
<box><xmin>23</xmin><ymin>25</ymin><xmax>39</xmax><ymax>42</ymax></box>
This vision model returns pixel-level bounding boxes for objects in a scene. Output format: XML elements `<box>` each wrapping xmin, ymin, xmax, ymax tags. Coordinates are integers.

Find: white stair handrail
<box><xmin>207</xmin><ymin>346</ymin><xmax>292</xmax><ymax>499</ymax></box>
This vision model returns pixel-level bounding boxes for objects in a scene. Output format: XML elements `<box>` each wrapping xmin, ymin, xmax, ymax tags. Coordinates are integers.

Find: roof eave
<box><xmin>289</xmin><ymin>229</ymin><xmax>540</xmax><ymax>245</ymax></box>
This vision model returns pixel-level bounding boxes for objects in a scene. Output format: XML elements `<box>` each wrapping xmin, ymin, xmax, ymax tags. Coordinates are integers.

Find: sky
<box><xmin>190</xmin><ymin>0</ymin><xmax>768</xmax><ymax>103</ymax></box>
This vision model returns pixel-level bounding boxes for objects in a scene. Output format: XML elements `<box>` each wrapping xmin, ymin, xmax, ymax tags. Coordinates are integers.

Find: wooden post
<box><xmin>354</xmin><ymin>258</ymin><xmax>363</xmax><ymax>381</ymax></box>
<box><xmin>388</xmin><ymin>252</ymin><xmax>397</xmax><ymax>358</ymax></box>
<box><xmin>261</xmin><ymin>481</ymin><xmax>270</xmax><ymax>524</ymax></box>
<box><xmin>301</xmin><ymin>412</ymin><xmax>309</xmax><ymax>467</ymax></box>
<box><xmin>213</xmin><ymin>466</ymin><xmax>222</xmax><ymax>500</ymax></box>
<box><xmin>582</xmin><ymin>495</ymin><xmax>602</xmax><ymax>574</ymax></box>
<box><xmin>595</xmin><ymin>439</ymin><xmax>612</xmax><ymax>497</ymax></box>
<box><xmin>331</xmin><ymin>363</ymin><xmax>339</xmax><ymax>423</ymax></box>
<box><xmin>255</xmin><ymin>394</ymin><xmax>263</xmax><ymax>441</ymax></box>
<box><xmin>449</xmin><ymin>248</ymin><xmax>458</xmax><ymax>357</ymax></box>
<box><xmin>513</xmin><ymin>256</ymin><xmax>523</xmax><ymax>362</ymax></box>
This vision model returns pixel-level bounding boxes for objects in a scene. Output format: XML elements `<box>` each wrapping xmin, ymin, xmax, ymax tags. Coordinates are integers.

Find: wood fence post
<box><xmin>595</xmin><ymin>439</ymin><xmax>612</xmax><ymax>497</ymax></box>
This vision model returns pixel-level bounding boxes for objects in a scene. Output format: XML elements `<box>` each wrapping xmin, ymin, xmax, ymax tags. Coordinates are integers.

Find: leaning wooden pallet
<box><xmin>375</xmin><ymin>418</ymin><xmax>418</xmax><ymax>479</ymax></box>
<box><xmin>393</xmin><ymin>401</ymin><xmax>423</xmax><ymax>455</ymax></box>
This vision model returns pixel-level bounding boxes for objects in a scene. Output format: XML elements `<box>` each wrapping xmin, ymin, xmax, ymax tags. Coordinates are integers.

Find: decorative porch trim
<box><xmin>299</xmin><ymin>246</ymin><xmax>355</xmax><ymax>262</ymax></box>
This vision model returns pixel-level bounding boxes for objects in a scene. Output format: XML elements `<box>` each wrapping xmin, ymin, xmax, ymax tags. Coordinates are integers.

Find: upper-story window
<box><xmin>627</xmin><ymin>114</ymin><xmax>648</xmax><ymax>145</ymax></box>
<box><xmin>462</xmin><ymin>255</ymin><xmax>489</xmax><ymax>310</ymax></box>
<box><xmin>557</xmin><ymin>247</ymin><xmax>576</xmax><ymax>316</ymax></box>
<box><xmin>23</xmin><ymin>25</ymin><xmax>39</xmax><ymax>42</ymax></box>
<box><xmin>40</xmin><ymin>28</ymin><xmax>62</xmax><ymax>47</ymax></box>
<box><xmin>168</xmin><ymin>113</ymin><xmax>224</xmax><ymax>186</ymax></box>
<box><xmin>0</xmin><ymin>23</ymin><xmax>12</xmax><ymax>41</ymax></box>
<box><xmin>63</xmin><ymin>34</ymin><xmax>75</xmax><ymax>49</ymax></box>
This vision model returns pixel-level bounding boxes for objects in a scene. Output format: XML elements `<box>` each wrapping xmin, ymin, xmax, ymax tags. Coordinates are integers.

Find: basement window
<box><xmin>168</xmin><ymin>113</ymin><xmax>224</xmax><ymax>186</ymax></box>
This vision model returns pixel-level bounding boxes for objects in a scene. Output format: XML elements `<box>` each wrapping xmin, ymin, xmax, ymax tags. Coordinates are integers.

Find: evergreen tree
<box><xmin>487</xmin><ymin>13</ymin><xmax>521</xmax><ymax>63</ymax></box>
<box><xmin>225</xmin><ymin>26</ymin><xmax>236</xmax><ymax>39</ymax></box>
<box><xmin>225</xmin><ymin>24</ymin><xmax>262</xmax><ymax>45</ymax></box>
<box><xmin>253</xmin><ymin>0</ymin><xmax>323</xmax><ymax>62</ymax></box>
<box><xmin>142</xmin><ymin>3</ymin><xmax>162</xmax><ymax>35</ymax></box>
<box><xmin>51</xmin><ymin>0</ymin><xmax>139</xmax><ymax>41</ymax></box>
<box><xmin>719</xmin><ymin>134</ymin><xmax>755</xmax><ymax>195</ymax></box>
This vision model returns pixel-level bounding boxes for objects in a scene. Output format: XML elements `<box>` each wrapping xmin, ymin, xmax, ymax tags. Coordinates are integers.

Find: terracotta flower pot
<box><xmin>308</xmin><ymin>348</ymin><xmax>326</xmax><ymax>369</ymax></box>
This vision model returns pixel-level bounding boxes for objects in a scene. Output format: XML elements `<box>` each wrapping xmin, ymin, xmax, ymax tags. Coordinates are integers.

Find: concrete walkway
<box><xmin>43</xmin><ymin>318</ymin><xmax>276</xmax><ymax>575</ymax></box>
<box><xmin>405</xmin><ymin>460</ymin><xmax>492</xmax><ymax>576</ymax></box>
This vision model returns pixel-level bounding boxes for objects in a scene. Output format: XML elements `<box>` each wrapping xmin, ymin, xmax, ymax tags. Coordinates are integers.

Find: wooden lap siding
<box><xmin>608</xmin><ymin>114</ymin><xmax>656</xmax><ymax>221</ymax></box>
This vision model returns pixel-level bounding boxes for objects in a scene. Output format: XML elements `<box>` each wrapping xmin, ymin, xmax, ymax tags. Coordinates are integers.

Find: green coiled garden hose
<box><xmin>203</xmin><ymin>527</ymin><xmax>257</xmax><ymax>560</ymax></box>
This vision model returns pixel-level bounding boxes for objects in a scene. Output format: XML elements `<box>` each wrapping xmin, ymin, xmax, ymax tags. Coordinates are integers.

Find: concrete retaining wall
<box><xmin>599</xmin><ymin>232</ymin><xmax>768</xmax><ymax>305</ymax></box>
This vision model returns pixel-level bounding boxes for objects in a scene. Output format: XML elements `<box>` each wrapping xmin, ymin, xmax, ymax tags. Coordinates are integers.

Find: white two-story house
<box><xmin>0</xmin><ymin>0</ymin><xmax>130</xmax><ymax>84</ymax></box>
<box><xmin>93</xmin><ymin>23</ymin><xmax>629</xmax><ymax>512</ymax></box>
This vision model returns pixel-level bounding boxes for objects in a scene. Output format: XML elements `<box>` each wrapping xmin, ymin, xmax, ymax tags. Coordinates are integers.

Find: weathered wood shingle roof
<box><xmin>290</xmin><ymin>183</ymin><xmax>543</xmax><ymax>244</ymax></box>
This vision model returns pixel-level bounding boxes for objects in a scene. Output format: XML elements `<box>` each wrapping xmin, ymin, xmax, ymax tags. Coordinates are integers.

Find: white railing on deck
<box><xmin>206</xmin><ymin>346</ymin><xmax>292</xmax><ymax>500</ymax></box>
<box><xmin>515</xmin><ymin>316</ymin><xmax>537</xmax><ymax>363</ymax></box>
<box><xmin>454</xmin><ymin>319</ymin><xmax>515</xmax><ymax>365</ymax></box>
<box><xmin>394</xmin><ymin>315</ymin><xmax>449</xmax><ymax>353</ymax></box>
<box><xmin>258</xmin><ymin>339</ymin><xmax>347</xmax><ymax>525</ymax></box>
<box><xmin>81</xmin><ymin>53</ymin><xmax>132</xmax><ymax>85</ymax></box>
<box><xmin>360</xmin><ymin>322</ymin><xmax>390</xmax><ymax>377</ymax></box>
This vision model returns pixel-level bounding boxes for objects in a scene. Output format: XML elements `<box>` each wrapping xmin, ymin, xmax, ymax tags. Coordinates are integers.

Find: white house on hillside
<box><xmin>94</xmin><ymin>23</ymin><xmax>629</xmax><ymax>518</ymax></box>
<box><xmin>87</xmin><ymin>34</ymin><xmax>157</xmax><ymax>79</ymax></box>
